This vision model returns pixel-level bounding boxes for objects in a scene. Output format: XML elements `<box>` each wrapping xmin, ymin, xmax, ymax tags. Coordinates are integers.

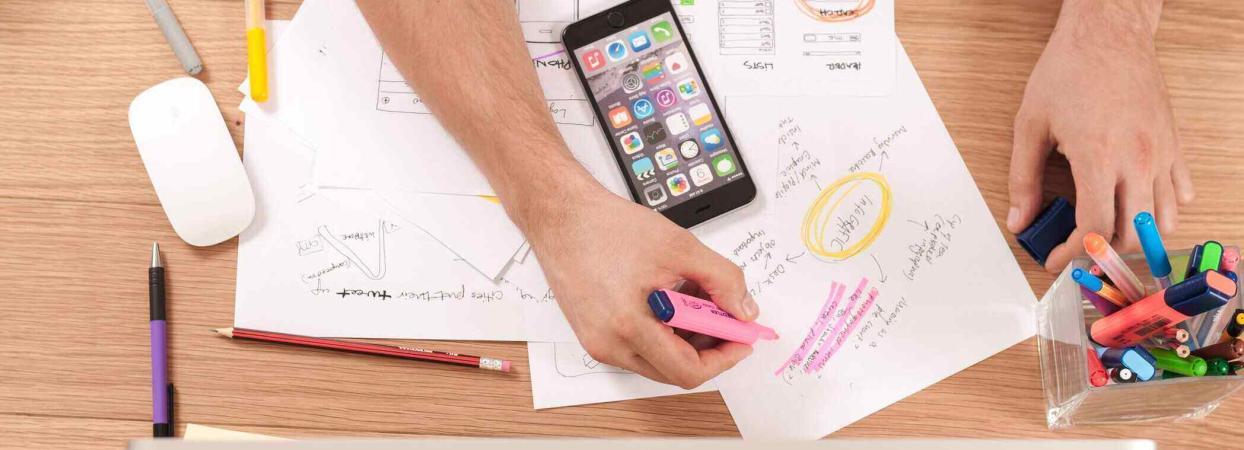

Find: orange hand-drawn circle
<box><xmin>795</xmin><ymin>0</ymin><xmax>877</xmax><ymax>23</ymax></box>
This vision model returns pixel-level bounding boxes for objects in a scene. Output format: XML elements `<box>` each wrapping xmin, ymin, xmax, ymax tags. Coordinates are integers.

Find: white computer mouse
<box><xmin>130</xmin><ymin>77</ymin><xmax>255</xmax><ymax>246</ymax></box>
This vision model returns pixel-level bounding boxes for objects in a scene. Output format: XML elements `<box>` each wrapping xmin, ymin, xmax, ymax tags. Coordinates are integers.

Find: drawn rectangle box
<box><xmin>1037</xmin><ymin>248</ymin><xmax>1244</xmax><ymax>428</ymax></box>
<box><xmin>720</xmin><ymin>25</ymin><xmax>772</xmax><ymax>34</ymax></box>
<box><xmin>803</xmin><ymin>33</ymin><xmax>862</xmax><ymax>43</ymax></box>
<box><xmin>720</xmin><ymin>39</ymin><xmax>771</xmax><ymax>48</ymax></box>
<box><xmin>721</xmin><ymin>31</ymin><xmax>772</xmax><ymax>41</ymax></box>
<box><xmin>720</xmin><ymin>17</ymin><xmax>771</xmax><ymax>27</ymax></box>
<box><xmin>719</xmin><ymin>7</ymin><xmax>772</xmax><ymax>17</ymax></box>
<box><xmin>376</xmin><ymin>90</ymin><xmax>429</xmax><ymax>114</ymax></box>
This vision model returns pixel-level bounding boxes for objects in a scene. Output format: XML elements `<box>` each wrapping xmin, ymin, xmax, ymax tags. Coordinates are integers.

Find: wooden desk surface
<box><xmin>2</xmin><ymin>0</ymin><xmax>1242</xmax><ymax>448</ymax></box>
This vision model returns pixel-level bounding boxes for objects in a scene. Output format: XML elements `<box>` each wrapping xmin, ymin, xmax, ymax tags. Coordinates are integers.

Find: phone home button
<box><xmin>607</xmin><ymin>11</ymin><xmax>625</xmax><ymax>28</ymax></box>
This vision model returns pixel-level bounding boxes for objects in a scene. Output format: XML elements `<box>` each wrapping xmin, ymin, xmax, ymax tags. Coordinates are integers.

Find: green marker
<box><xmin>1149</xmin><ymin>347</ymin><xmax>1207</xmax><ymax>377</ymax></box>
<box><xmin>1199</xmin><ymin>241</ymin><xmax>1224</xmax><ymax>273</ymax></box>
<box><xmin>1161</xmin><ymin>370</ymin><xmax>1186</xmax><ymax>380</ymax></box>
<box><xmin>1206</xmin><ymin>358</ymin><xmax>1231</xmax><ymax>376</ymax></box>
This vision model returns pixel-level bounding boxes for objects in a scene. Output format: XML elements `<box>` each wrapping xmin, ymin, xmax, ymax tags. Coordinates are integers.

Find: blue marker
<box><xmin>1072</xmin><ymin>268</ymin><xmax>1128</xmax><ymax>307</ymax></box>
<box><xmin>1134</xmin><ymin>212</ymin><xmax>1172</xmax><ymax>289</ymax></box>
<box><xmin>1096</xmin><ymin>346</ymin><xmax>1157</xmax><ymax>381</ymax></box>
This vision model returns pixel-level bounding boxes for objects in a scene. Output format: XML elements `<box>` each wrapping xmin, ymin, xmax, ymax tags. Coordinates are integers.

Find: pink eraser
<box><xmin>501</xmin><ymin>360</ymin><xmax>512</xmax><ymax>373</ymax></box>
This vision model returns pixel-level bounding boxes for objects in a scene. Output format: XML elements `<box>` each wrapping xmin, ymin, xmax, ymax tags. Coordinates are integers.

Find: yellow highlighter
<box><xmin>245</xmin><ymin>0</ymin><xmax>268</xmax><ymax>102</ymax></box>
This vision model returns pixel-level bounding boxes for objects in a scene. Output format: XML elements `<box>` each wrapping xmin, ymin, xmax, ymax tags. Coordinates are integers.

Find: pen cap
<box><xmin>1166</xmin><ymin>270</ymin><xmax>1235</xmax><ymax>316</ymax></box>
<box><xmin>1097</xmin><ymin>346</ymin><xmax>1156</xmax><ymax>381</ymax></box>
<box><xmin>1149</xmin><ymin>347</ymin><xmax>1207</xmax><ymax>377</ymax></box>
<box><xmin>648</xmin><ymin>290</ymin><xmax>677</xmax><ymax>322</ymax></box>
<box><xmin>1071</xmin><ymin>268</ymin><xmax>1103</xmax><ymax>291</ymax></box>
<box><xmin>1133</xmin><ymin>212</ymin><xmax>1171</xmax><ymax>277</ymax></box>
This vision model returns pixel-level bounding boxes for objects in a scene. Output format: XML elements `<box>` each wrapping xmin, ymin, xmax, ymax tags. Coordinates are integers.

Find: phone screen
<box><xmin>571</xmin><ymin>12</ymin><xmax>747</xmax><ymax>212</ymax></box>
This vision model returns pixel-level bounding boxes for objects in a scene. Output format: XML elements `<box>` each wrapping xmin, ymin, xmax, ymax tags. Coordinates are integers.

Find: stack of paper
<box><xmin>234</xmin><ymin>0</ymin><xmax>1036</xmax><ymax>439</ymax></box>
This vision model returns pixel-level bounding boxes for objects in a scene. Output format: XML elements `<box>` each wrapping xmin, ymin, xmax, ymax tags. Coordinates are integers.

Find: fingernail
<box><xmin>741</xmin><ymin>294</ymin><xmax>759</xmax><ymax>319</ymax></box>
<box><xmin>1006</xmin><ymin>206</ymin><xmax>1021</xmax><ymax>232</ymax></box>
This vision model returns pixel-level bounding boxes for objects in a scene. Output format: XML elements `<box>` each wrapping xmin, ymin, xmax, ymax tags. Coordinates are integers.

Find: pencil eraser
<box><xmin>502</xmin><ymin>360</ymin><xmax>512</xmax><ymax>373</ymax></box>
<box><xmin>1016</xmin><ymin>197</ymin><xmax>1076</xmax><ymax>266</ymax></box>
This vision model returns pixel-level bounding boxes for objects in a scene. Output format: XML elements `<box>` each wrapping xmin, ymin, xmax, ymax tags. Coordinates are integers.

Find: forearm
<box><xmin>1058</xmin><ymin>0</ymin><xmax>1162</xmax><ymax>38</ymax></box>
<box><xmin>356</xmin><ymin>0</ymin><xmax>599</xmax><ymax>232</ymax></box>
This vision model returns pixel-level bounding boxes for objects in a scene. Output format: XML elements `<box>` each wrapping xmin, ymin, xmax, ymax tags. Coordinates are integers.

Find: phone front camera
<box><xmin>607</xmin><ymin>11</ymin><xmax>625</xmax><ymax>28</ymax></box>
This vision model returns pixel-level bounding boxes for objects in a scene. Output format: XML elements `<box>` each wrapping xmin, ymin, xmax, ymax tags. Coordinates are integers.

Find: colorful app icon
<box><xmin>653</xmin><ymin>88</ymin><xmax>677</xmax><ymax>109</ymax></box>
<box><xmin>619</xmin><ymin>131</ymin><xmax>644</xmax><ymax>154</ymax></box>
<box><xmin>711</xmin><ymin>153</ymin><xmax>737</xmax><ymax>177</ymax></box>
<box><xmin>582</xmin><ymin>49</ymin><xmax>605</xmax><ymax>71</ymax></box>
<box><xmin>632</xmin><ymin>157</ymin><xmax>655</xmax><ymax>181</ymax></box>
<box><xmin>641</xmin><ymin>59</ymin><xmax>665</xmax><ymax>85</ymax></box>
<box><xmin>688</xmin><ymin>103</ymin><xmax>711</xmax><ymax>126</ymax></box>
<box><xmin>689</xmin><ymin>163</ymin><xmax>713</xmax><ymax>186</ymax></box>
<box><xmin>665</xmin><ymin>112</ymin><xmax>690</xmax><ymax>136</ymax></box>
<box><xmin>631</xmin><ymin>97</ymin><xmax>655</xmax><ymax>120</ymax></box>
<box><xmin>664</xmin><ymin>52</ymin><xmax>688</xmax><ymax>74</ymax></box>
<box><xmin>627</xmin><ymin>30</ymin><xmax>651</xmax><ymax>52</ymax></box>
<box><xmin>666</xmin><ymin>173</ymin><xmax>690</xmax><ymax>196</ymax></box>
<box><xmin>651</xmin><ymin>21</ymin><xmax>674</xmax><ymax>43</ymax></box>
<box><xmin>643</xmin><ymin>184</ymin><xmax>667</xmax><ymax>206</ymax></box>
<box><xmin>608</xmin><ymin>106</ymin><xmax>633</xmax><ymax>129</ymax></box>
<box><xmin>655</xmin><ymin>148</ymin><xmax>678</xmax><ymax>171</ymax></box>
<box><xmin>643</xmin><ymin>122</ymin><xmax>667</xmax><ymax>143</ymax></box>
<box><xmin>605</xmin><ymin>40</ymin><xmax>627</xmax><ymax>62</ymax></box>
<box><xmin>621</xmin><ymin>72</ymin><xmax>643</xmax><ymax>93</ymax></box>
<box><xmin>676</xmin><ymin>78</ymin><xmax>700</xmax><ymax>99</ymax></box>
<box><xmin>700</xmin><ymin>128</ymin><xmax>724</xmax><ymax>151</ymax></box>
<box><xmin>678</xmin><ymin>139</ymin><xmax>700</xmax><ymax>159</ymax></box>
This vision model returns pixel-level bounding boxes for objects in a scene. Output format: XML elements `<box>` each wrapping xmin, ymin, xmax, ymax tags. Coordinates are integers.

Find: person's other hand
<box><xmin>1007</xmin><ymin>0</ymin><xmax>1194</xmax><ymax>272</ymax></box>
<box><xmin>522</xmin><ymin>181</ymin><xmax>757</xmax><ymax>389</ymax></box>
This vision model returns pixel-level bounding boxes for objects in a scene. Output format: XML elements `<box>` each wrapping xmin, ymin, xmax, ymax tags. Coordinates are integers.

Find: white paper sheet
<box><xmin>680</xmin><ymin>0</ymin><xmax>895</xmax><ymax>97</ymax></box>
<box><xmin>527</xmin><ymin>341</ymin><xmax>715</xmax><ymax>409</ymax></box>
<box><xmin>238</xmin><ymin>8</ymin><xmax>529</xmax><ymax>279</ymax></box>
<box><xmin>183</xmin><ymin>424</ymin><xmax>285</xmax><ymax>441</ymax></box>
<box><xmin>252</xmin><ymin>0</ymin><xmax>624</xmax><ymax>198</ymax></box>
<box><xmin>234</xmin><ymin>114</ymin><xmax>573</xmax><ymax>341</ymax></box>
<box><xmin>711</xmin><ymin>45</ymin><xmax>1035</xmax><ymax>439</ymax></box>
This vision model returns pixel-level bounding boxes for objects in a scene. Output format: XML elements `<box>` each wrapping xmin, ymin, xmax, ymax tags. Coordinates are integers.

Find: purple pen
<box><xmin>150</xmin><ymin>243</ymin><xmax>173</xmax><ymax>437</ymax></box>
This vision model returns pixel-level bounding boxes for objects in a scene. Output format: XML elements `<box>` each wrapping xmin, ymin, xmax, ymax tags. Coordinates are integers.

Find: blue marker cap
<box><xmin>647</xmin><ymin>290</ymin><xmax>675</xmax><ymax>322</ymax></box>
<box><xmin>1097</xmin><ymin>346</ymin><xmax>1157</xmax><ymax>381</ymax></box>
<box><xmin>1072</xmin><ymin>268</ymin><xmax>1104</xmax><ymax>292</ymax></box>
<box><xmin>1133</xmin><ymin>212</ymin><xmax>1171</xmax><ymax>278</ymax></box>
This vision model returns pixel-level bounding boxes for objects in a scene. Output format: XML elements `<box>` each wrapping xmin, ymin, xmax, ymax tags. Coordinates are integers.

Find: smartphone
<box><xmin>563</xmin><ymin>0</ymin><xmax>755</xmax><ymax>228</ymax></box>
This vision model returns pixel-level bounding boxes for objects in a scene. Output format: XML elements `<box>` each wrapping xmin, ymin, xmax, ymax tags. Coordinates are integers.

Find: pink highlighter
<box><xmin>648</xmin><ymin>289</ymin><xmax>778</xmax><ymax>344</ymax></box>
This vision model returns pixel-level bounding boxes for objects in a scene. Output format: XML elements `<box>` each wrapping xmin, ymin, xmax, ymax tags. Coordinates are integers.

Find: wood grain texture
<box><xmin>1</xmin><ymin>0</ymin><xmax>1242</xmax><ymax>448</ymax></box>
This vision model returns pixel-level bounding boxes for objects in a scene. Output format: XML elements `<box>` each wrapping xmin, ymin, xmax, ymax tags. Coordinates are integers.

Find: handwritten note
<box><xmin>714</xmin><ymin>45</ymin><xmax>1035</xmax><ymax>439</ymax></box>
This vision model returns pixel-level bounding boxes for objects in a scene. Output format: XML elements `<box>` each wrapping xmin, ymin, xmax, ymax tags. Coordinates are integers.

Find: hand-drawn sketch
<box><xmin>795</xmin><ymin>0</ymin><xmax>877</xmax><ymax>22</ymax></box>
<box><xmin>718</xmin><ymin>0</ymin><xmax>775</xmax><ymax>56</ymax></box>
<box><xmin>800</xmin><ymin>172</ymin><xmax>892</xmax><ymax>261</ymax></box>
<box><xmin>316</xmin><ymin>220</ymin><xmax>389</xmax><ymax>280</ymax></box>
<box><xmin>689</xmin><ymin>0</ymin><xmax>895</xmax><ymax>96</ymax></box>
<box><xmin>373</xmin><ymin>0</ymin><xmax>596</xmax><ymax>126</ymax></box>
<box><xmin>517</xmin><ymin>0</ymin><xmax>580</xmax><ymax>44</ymax></box>
<box><xmin>552</xmin><ymin>341</ymin><xmax>631</xmax><ymax>377</ymax></box>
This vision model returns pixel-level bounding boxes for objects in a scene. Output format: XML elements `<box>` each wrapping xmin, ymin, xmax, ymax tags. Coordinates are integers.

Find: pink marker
<box><xmin>1222</xmin><ymin>247</ymin><xmax>1240</xmax><ymax>273</ymax></box>
<box><xmin>648</xmin><ymin>289</ymin><xmax>778</xmax><ymax>344</ymax></box>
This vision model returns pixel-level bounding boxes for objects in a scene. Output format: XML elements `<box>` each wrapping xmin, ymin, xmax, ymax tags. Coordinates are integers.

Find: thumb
<box><xmin>677</xmin><ymin>240</ymin><xmax>757</xmax><ymax>321</ymax></box>
<box><xmin>1008</xmin><ymin>113</ymin><xmax>1054</xmax><ymax>233</ymax></box>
